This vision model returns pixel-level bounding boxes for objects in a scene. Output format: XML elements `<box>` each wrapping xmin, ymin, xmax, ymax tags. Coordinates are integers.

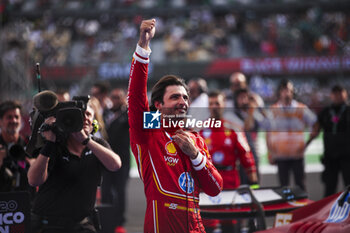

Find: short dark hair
<box><xmin>208</xmin><ymin>90</ymin><xmax>224</xmax><ymax>98</ymax></box>
<box><xmin>0</xmin><ymin>100</ymin><xmax>22</xmax><ymax>118</ymax></box>
<box><xmin>277</xmin><ymin>79</ymin><xmax>293</xmax><ymax>93</ymax></box>
<box><xmin>276</xmin><ymin>79</ymin><xmax>294</xmax><ymax>99</ymax></box>
<box><xmin>93</xmin><ymin>81</ymin><xmax>110</xmax><ymax>94</ymax></box>
<box><xmin>233</xmin><ymin>88</ymin><xmax>249</xmax><ymax>106</ymax></box>
<box><xmin>55</xmin><ymin>88</ymin><xmax>69</xmax><ymax>95</ymax></box>
<box><xmin>234</xmin><ymin>88</ymin><xmax>249</xmax><ymax>100</ymax></box>
<box><xmin>331</xmin><ymin>85</ymin><xmax>346</xmax><ymax>93</ymax></box>
<box><xmin>190</xmin><ymin>78</ymin><xmax>208</xmax><ymax>94</ymax></box>
<box><xmin>150</xmin><ymin>75</ymin><xmax>189</xmax><ymax>111</ymax></box>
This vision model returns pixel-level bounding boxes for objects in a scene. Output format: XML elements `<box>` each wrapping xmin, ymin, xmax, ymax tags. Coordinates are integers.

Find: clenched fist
<box><xmin>138</xmin><ymin>19</ymin><xmax>156</xmax><ymax>50</ymax></box>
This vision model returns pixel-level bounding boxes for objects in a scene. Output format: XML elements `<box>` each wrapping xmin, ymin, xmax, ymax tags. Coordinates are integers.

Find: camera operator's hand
<box><xmin>70</xmin><ymin>129</ymin><xmax>88</xmax><ymax>145</ymax></box>
<box><xmin>29</xmin><ymin>117</ymin><xmax>58</xmax><ymax>186</ymax></box>
<box><xmin>69</xmin><ymin>129</ymin><xmax>121</xmax><ymax>171</ymax></box>
<box><xmin>41</xmin><ymin>117</ymin><xmax>56</xmax><ymax>142</ymax></box>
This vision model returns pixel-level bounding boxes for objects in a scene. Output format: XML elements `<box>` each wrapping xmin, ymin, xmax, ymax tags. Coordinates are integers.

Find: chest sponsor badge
<box><xmin>202</xmin><ymin>129</ymin><xmax>212</xmax><ymax>138</ymax></box>
<box><xmin>165</xmin><ymin>141</ymin><xmax>177</xmax><ymax>156</ymax></box>
<box><xmin>178</xmin><ymin>172</ymin><xmax>194</xmax><ymax>194</ymax></box>
<box><xmin>212</xmin><ymin>151</ymin><xmax>224</xmax><ymax>164</ymax></box>
<box><xmin>164</xmin><ymin>155</ymin><xmax>179</xmax><ymax>166</ymax></box>
<box><xmin>224</xmin><ymin>137</ymin><xmax>232</xmax><ymax>146</ymax></box>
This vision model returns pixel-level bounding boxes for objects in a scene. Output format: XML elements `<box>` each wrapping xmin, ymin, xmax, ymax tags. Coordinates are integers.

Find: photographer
<box><xmin>0</xmin><ymin>100</ymin><xmax>34</xmax><ymax>195</ymax></box>
<box><xmin>28</xmin><ymin>99</ymin><xmax>122</xmax><ymax>233</ymax></box>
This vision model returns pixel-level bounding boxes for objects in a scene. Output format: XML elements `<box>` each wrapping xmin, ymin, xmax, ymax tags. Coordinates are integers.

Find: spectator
<box><xmin>0</xmin><ymin>100</ymin><xmax>35</xmax><ymax>197</ymax></box>
<box><xmin>233</xmin><ymin>88</ymin><xmax>266</xmax><ymax>184</ymax></box>
<box><xmin>2</xmin><ymin>6</ymin><xmax>349</xmax><ymax>66</ymax></box>
<box><xmin>307</xmin><ymin>85</ymin><xmax>350</xmax><ymax>197</ymax></box>
<box><xmin>56</xmin><ymin>88</ymin><xmax>71</xmax><ymax>102</ymax></box>
<box><xmin>200</xmin><ymin>90</ymin><xmax>257</xmax><ymax>233</ymax></box>
<box><xmin>188</xmin><ymin>78</ymin><xmax>209</xmax><ymax>106</ymax></box>
<box><xmin>226</xmin><ymin>72</ymin><xmax>264</xmax><ymax>108</ymax></box>
<box><xmin>187</xmin><ymin>78</ymin><xmax>210</xmax><ymax>121</ymax></box>
<box><xmin>266</xmin><ymin>79</ymin><xmax>316</xmax><ymax>191</ymax></box>
<box><xmin>101</xmin><ymin>88</ymin><xmax>130</xmax><ymax>233</ymax></box>
<box><xmin>89</xmin><ymin>96</ymin><xmax>108</xmax><ymax>140</ymax></box>
<box><xmin>225</xmin><ymin>72</ymin><xmax>247</xmax><ymax>108</ymax></box>
<box><xmin>127</xmin><ymin>19</ymin><xmax>223</xmax><ymax>233</ymax></box>
<box><xmin>28</xmin><ymin>98</ymin><xmax>122</xmax><ymax>233</ymax></box>
<box><xmin>90</xmin><ymin>81</ymin><xmax>113</xmax><ymax>123</ymax></box>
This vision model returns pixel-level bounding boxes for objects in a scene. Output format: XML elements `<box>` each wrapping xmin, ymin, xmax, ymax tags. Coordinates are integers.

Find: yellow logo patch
<box><xmin>224</xmin><ymin>130</ymin><xmax>231</xmax><ymax>137</ymax></box>
<box><xmin>165</xmin><ymin>141</ymin><xmax>177</xmax><ymax>156</ymax></box>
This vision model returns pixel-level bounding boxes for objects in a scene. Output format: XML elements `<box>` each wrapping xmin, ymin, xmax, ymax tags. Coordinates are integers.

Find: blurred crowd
<box><xmin>4</xmin><ymin>0</ymin><xmax>341</xmax><ymax>10</ymax></box>
<box><xmin>1</xmin><ymin>1</ymin><xmax>349</xmax><ymax>66</ymax></box>
<box><xmin>1</xmin><ymin>71</ymin><xmax>350</xmax><ymax>233</ymax></box>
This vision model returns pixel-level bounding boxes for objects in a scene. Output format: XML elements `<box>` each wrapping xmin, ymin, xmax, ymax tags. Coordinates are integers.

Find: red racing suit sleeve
<box><xmin>234</xmin><ymin>131</ymin><xmax>257</xmax><ymax>178</ymax></box>
<box><xmin>191</xmin><ymin>133</ymin><xmax>223</xmax><ymax>196</ymax></box>
<box><xmin>127</xmin><ymin>44</ymin><xmax>151</xmax><ymax>144</ymax></box>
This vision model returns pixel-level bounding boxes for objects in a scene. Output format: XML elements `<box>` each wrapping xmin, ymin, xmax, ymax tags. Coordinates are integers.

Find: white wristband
<box><xmin>191</xmin><ymin>152</ymin><xmax>207</xmax><ymax>171</ymax></box>
<box><xmin>133</xmin><ymin>44</ymin><xmax>151</xmax><ymax>64</ymax></box>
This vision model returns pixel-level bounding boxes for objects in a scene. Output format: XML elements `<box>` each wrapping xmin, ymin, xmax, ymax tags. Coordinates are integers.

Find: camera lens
<box><xmin>56</xmin><ymin>108</ymin><xmax>84</xmax><ymax>133</ymax></box>
<box><xmin>9</xmin><ymin>144</ymin><xmax>26</xmax><ymax>161</ymax></box>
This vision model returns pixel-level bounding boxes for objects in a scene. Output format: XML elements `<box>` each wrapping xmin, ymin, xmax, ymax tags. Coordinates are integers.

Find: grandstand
<box><xmin>1</xmin><ymin>1</ymin><xmax>349</xmax><ymax>232</ymax></box>
<box><xmin>1</xmin><ymin>0</ymin><xmax>350</xmax><ymax>104</ymax></box>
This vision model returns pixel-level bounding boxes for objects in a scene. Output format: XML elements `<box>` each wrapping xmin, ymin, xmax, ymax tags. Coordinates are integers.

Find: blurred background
<box><xmin>1</xmin><ymin>0</ymin><xmax>350</xmax><ymax>232</ymax></box>
<box><xmin>1</xmin><ymin>0</ymin><xmax>350</xmax><ymax>105</ymax></box>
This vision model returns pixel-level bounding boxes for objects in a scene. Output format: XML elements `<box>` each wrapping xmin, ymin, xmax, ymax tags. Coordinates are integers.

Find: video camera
<box><xmin>25</xmin><ymin>90</ymin><xmax>90</xmax><ymax>156</ymax></box>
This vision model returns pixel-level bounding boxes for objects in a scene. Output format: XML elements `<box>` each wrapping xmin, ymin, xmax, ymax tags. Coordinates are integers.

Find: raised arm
<box><xmin>28</xmin><ymin>118</ymin><xmax>56</xmax><ymax>186</ymax></box>
<box><xmin>77</xmin><ymin>135</ymin><xmax>122</xmax><ymax>171</ymax></box>
<box><xmin>128</xmin><ymin>19</ymin><xmax>156</xmax><ymax>144</ymax></box>
<box><xmin>138</xmin><ymin>19</ymin><xmax>155</xmax><ymax>50</ymax></box>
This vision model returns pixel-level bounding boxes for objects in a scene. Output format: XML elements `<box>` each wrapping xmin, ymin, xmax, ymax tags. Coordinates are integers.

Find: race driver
<box><xmin>127</xmin><ymin>19</ymin><xmax>223</xmax><ymax>233</ymax></box>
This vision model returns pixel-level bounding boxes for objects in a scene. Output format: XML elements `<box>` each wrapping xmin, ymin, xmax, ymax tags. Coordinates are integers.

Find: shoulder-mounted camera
<box><xmin>26</xmin><ymin>90</ymin><xmax>90</xmax><ymax>156</ymax></box>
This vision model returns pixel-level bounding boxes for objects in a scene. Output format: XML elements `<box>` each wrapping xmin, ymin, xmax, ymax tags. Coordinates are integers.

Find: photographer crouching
<box><xmin>28</xmin><ymin>93</ymin><xmax>122</xmax><ymax>233</ymax></box>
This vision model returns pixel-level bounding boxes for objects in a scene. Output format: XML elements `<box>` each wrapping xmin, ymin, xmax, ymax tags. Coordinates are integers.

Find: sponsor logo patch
<box><xmin>325</xmin><ymin>193</ymin><xmax>350</xmax><ymax>223</ymax></box>
<box><xmin>165</xmin><ymin>141</ymin><xmax>177</xmax><ymax>156</ymax></box>
<box><xmin>212</xmin><ymin>151</ymin><xmax>224</xmax><ymax>164</ymax></box>
<box><xmin>164</xmin><ymin>156</ymin><xmax>179</xmax><ymax>166</ymax></box>
<box><xmin>178</xmin><ymin>172</ymin><xmax>194</xmax><ymax>194</ymax></box>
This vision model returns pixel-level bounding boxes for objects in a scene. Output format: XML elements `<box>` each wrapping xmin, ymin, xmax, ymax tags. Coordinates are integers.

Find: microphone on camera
<box><xmin>33</xmin><ymin>90</ymin><xmax>59</xmax><ymax>112</ymax></box>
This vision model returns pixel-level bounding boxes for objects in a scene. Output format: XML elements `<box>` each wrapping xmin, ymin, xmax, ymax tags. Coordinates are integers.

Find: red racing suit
<box><xmin>200</xmin><ymin>121</ymin><xmax>256</xmax><ymax>228</ymax></box>
<box><xmin>200</xmin><ymin>120</ymin><xmax>256</xmax><ymax>189</ymax></box>
<box><xmin>128</xmin><ymin>44</ymin><xmax>223</xmax><ymax>233</ymax></box>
